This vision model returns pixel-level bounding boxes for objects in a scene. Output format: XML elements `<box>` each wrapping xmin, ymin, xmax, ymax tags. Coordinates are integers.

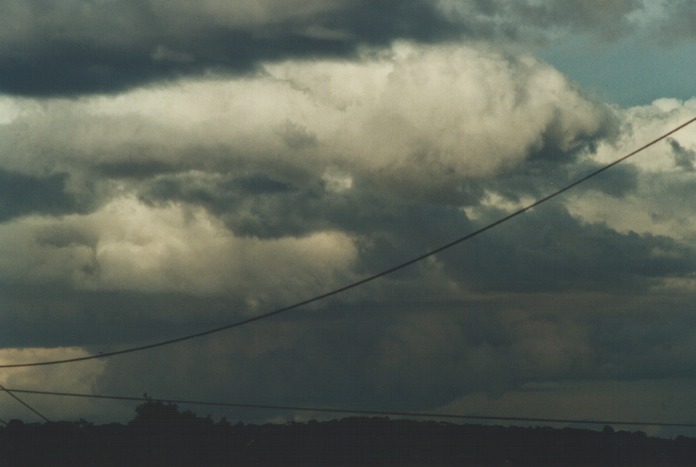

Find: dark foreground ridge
<box><xmin>2</xmin><ymin>399</ymin><xmax>696</xmax><ymax>466</ymax></box>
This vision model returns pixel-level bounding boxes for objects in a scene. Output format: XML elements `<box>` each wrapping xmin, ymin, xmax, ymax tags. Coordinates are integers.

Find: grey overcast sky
<box><xmin>1</xmin><ymin>0</ymin><xmax>696</xmax><ymax>436</ymax></box>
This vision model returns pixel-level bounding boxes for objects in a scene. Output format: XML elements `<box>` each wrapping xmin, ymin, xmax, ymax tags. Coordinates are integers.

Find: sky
<box><xmin>0</xmin><ymin>0</ymin><xmax>695</xmax><ymax>437</ymax></box>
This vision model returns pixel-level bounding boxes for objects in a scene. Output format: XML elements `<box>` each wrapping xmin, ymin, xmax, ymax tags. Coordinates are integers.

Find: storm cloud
<box><xmin>0</xmin><ymin>0</ymin><xmax>457</xmax><ymax>96</ymax></box>
<box><xmin>1</xmin><ymin>1</ymin><xmax>696</xmax><ymax>437</ymax></box>
<box><xmin>0</xmin><ymin>0</ymin><xmax>691</xmax><ymax>96</ymax></box>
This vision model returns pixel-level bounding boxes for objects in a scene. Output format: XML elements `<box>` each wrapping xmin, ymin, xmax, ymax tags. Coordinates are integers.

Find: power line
<box><xmin>1</xmin><ymin>117</ymin><xmax>694</xmax><ymax>370</ymax></box>
<box><xmin>3</xmin><ymin>386</ymin><xmax>696</xmax><ymax>429</ymax></box>
<box><xmin>0</xmin><ymin>383</ymin><xmax>49</xmax><ymax>423</ymax></box>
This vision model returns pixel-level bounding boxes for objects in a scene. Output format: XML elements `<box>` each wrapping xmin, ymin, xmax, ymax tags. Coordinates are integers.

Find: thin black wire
<box><xmin>1</xmin><ymin>117</ymin><xmax>694</xmax><ymax>370</ymax></box>
<box><xmin>4</xmin><ymin>387</ymin><xmax>696</xmax><ymax>429</ymax></box>
<box><xmin>0</xmin><ymin>383</ymin><xmax>49</xmax><ymax>423</ymax></box>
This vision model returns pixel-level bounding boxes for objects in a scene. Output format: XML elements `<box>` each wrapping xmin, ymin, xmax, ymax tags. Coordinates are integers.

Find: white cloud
<box><xmin>463</xmin><ymin>190</ymin><xmax>538</xmax><ymax>220</ymax></box>
<box><xmin>567</xmin><ymin>97</ymin><xmax>696</xmax><ymax>239</ymax></box>
<box><xmin>0</xmin><ymin>197</ymin><xmax>357</xmax><ymax>303</ymax></box>
<box><xmin>592</xmin><ymin>98</ymin><xmax>696</xmax><ymax>170</ymax></box>
<box><xmin>0</xmin><ymin>42</ymin><xmax>612</xmax><ymax>204</ymax></box>
<box><xmin>269</xmin><ymin>43</ymin><xmax>612</xmax><ymax>181</ymax></box>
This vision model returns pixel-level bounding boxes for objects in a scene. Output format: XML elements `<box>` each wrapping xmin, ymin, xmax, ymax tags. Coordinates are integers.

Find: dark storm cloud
<box><xmin>486</xmin><ymin>152</ymin><xmax>639</xmax><ymax>202</ymax></box>
<box><xmin>93</xmin><ymin>160</ymin><xmax>179</xmax><ymax>180</ymax></box>
<box><xmin>89</xmin><ymin>291</ymin><xmax>696</xmax><ymax>421</ymax></box>
<box><xmin>0</xmin><ymin>0</ymin><xmax>461</xmax><ymax>96</ymax></box>
<box><xmin>1</xmin><ymin>41</ymin><xmax>619</xmax><ymax>314</ymax></box>
<box><xmin>1</xmin><ymin>17</ymin><xmax>695</xmax><ymax>428</ymax></box>
<box><xmin>579</xmin><ymin>163</ymin><xmax>640</xmax><ymax>198</ymax></box>
<box><xmin>657</xmin><ymin>0</ymin><xmax>696</xmax><ymax>42</ymax></box>
<box><xmin>0</xmin><ymin>27</ymin><xmax>354</xmax><ymax>96</ymax></box>
<box><xmin>137</xmin><ymin>165</ymin><xmax>689</xmax><ymax>300</ymax></box>
<box><xmin>588</xmin><ymin>302</ymin><xmax>696</xmax><ymax>380</ymax></box>
<box><xmin>140</xmin><ymin>171</ymin><xmax>313</xmax><ymax>238</ymax></box>
<box><xmin>669</xmin><ymin>137</ymin><xmax>696</xmax><ymax>171</ymax></box>
<box><xmin>140</xmin><ymin>169</ymin><xmax>479</xmax><ymax>240</ymax></box>
<box><xmin>442</xmin><ymin>203</ymin><xmax>696</xmax><ymax>293</ymax></box>
<box><xmin>0</xmin><ymin>0</ymin><xmax>664</xmax><ymax>97</ymax></box>
<box><xmin>0</xmin><ymin>169</ymin><xmax>81</xmax><ymax>220</ymax></box>
<box><xmin>0</xmin><ymin>283</ymin><xmax>246</xmax><ymax>349</ymax></box>
<box><xmin>0</xmin><ymin>42</ymin><xmax>676</xmax><ymax>321</ymax></box>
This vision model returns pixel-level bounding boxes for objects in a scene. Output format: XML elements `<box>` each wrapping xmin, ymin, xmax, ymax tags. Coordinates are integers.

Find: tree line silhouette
<box><xmin>2</xmin><ymin>397</ymin><xmax>696</xmax><ymax>466</ymax></box>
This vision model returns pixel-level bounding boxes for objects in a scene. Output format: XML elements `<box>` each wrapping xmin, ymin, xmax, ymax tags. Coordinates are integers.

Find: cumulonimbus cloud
<box><xmin>1</xmin><ymin>26</ymin><xmax>695</xmax><ymax>428</ymax></box>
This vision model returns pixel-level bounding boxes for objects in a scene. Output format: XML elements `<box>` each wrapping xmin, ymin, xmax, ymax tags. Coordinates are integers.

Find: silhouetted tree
<box><xmin>129</xmin><ymin>395</ymin><xmax>198</xmax><ymax>427</ymax></box>
<box><xmin>2</xmin><ymin>404</ymin><xmax>696</xmax><ymax>466</ymax></box>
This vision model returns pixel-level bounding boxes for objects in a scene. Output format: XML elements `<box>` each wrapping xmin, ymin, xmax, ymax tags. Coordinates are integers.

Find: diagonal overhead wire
<box><xmin>4</xmin><ymin>386</ymin><xmax>696</xmax><ymax>429</ymax></box>
<box><xmin>0</xmin><ymin>117</ymin><xmax>694</xmax><ymax>370</ymax></box>
<box><xmin>0</xmin><ymin>383</ymin><xmax>49</xmax><ymax>423</ymax></box>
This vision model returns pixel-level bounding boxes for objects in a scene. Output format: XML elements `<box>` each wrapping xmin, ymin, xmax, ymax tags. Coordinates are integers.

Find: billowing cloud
<box><xmin>0</xmin><ymin>11</ymin><xmax>695</xmax><ymax>434</ymax></box>
<box><xmin>0</xmin><ymin>43</ymin><xmax>614</xmax><ymax>225</ymax></box>
<box><xmin>0</xmin><ymin>197</ymin><xmax>357</xmax><ymax>303</ymax></box>
<box><xmin>567</xmin><ymin>98</ymin><xmax>696</xmax><ymax>241</ymax></box>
